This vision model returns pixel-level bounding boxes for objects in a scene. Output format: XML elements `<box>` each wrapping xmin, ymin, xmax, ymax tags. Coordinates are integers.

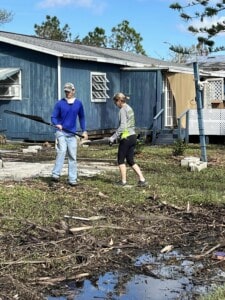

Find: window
<box><xmin>91</xmin><ymin>72</ymin><xmax>109</xmax><ymax>102</ymax></box>
<box><xmin>164</xmin><ymin>78</ymin><xmax>176</xmax><ymax>127</ymax></box>
<box><xmin>0</xmin><ymin>68</ymin><xmax>22</xmax><ymax>100</ymax></box>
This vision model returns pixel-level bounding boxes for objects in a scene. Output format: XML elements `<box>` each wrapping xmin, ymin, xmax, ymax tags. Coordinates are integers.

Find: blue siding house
<box><xmin>0</xmin><ymin>31</ymin><xmax>224</xmax><ymax>143</ymax></box>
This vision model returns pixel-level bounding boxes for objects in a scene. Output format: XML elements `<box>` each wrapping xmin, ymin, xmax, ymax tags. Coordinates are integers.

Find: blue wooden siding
<box><xmin>0</xmin><ymin>43</ymin><xmax>58</xmax><ymax>141</ymax></box>
<box><xmin>121</xmin><ymin>70</ymin><xmax>163</xmax><ymax>130</ymax></box>
<box><xmin>60</xmin><ymin>59</ymin><xmax>121</xmax><ymax>132</ymax></box>
<box><xmin>0</xmin><ymin>42</ymin><xmax>163</xmax><ymax>141</ymax></box>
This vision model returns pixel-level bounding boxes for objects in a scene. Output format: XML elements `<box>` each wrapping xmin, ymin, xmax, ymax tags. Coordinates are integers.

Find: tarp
<box><xmin>0</xmin><ymin>68</ymin><xmax>20</xmax><ymax>81</ymax></box>
<box><xmin>166</xmin><ymin>73</ymin><xmax>196</xmax><ymax>127</ymax></box>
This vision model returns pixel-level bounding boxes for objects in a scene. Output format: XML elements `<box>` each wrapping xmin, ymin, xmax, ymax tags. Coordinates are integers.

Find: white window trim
<box><xmin>0</xmin><ymin>68</ymin><xmax>22</xmax><ymax>100</ymax></box>
<box><xmin>91</xmin><ymin>72</ymin><xmax>109</xmax><ymax>103</ymax></box>
<box><xmin>164</xmin><ymin>77</ymin><xmax>175</xmax><ymax>127</ymax></box>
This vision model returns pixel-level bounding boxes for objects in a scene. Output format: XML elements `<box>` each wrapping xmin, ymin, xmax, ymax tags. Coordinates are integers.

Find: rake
<box><xmin>4</xmin><ymin>110</ymin><xmax>84</xmax><ymax>138</ymax></box>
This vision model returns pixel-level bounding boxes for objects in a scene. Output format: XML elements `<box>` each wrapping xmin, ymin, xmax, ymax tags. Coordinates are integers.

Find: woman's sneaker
<box><xmin>115</xmin><ymin>181</ymin><xmax>127</xmax><ymax>186</ymax></box>
<box><xmin>137</xmin><ymin>180</ymin><xmax>147</xmax><ymax>187</ymax></box>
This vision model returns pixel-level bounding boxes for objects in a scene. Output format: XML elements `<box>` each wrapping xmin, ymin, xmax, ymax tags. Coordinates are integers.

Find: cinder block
<box><xmin>181</xmin><ymin>156</ymin><xmax>200</xmax><ymax>167</ymax></box>
<box><xmin>22</xmin><ymin>148</ymin><xmax>38</xmax><ymax>153</ymax></box>
<box><xmin>189</xmin><ymin>161</ymin><xmax>207</xmax><ymax>172</ymax></box>
<box><xmin>28</xmin><ymin>145</ymin><xmax>42</xmax><ymax>150</ymax></box>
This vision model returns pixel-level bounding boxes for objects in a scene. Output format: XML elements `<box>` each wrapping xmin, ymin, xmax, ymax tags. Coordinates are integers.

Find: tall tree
<box><xmin>79</xmin><ymin>20</ymin><xmax>146</xmax><ymax>54</ymax></box>
<box><xmin>80</xmin><ymin>27</ymin><xmax>107</xmax><ymax>47</ymax></box>
<box><xmin>0</xmin><ymin>9</ymin><xmax>13</xmax><ymax>25</ymax></box>
<box><xmin>108</xmin><ymin>20</ymin><xmax>146</xmax><ymax>55</ymax></box>
<box><xmin>170</xmin><ymin>0</ymin><xmax>225</xmax><ymax>54</ymax></box>
<box><xmin>34</xmin><ymin>17</ymin><xmax>146</xmax><ymax>55</ymax></box>
<box><xmin>34</xmin><ymin>15</ymin><xmax>72</xmax><ymax>41</ymax></box>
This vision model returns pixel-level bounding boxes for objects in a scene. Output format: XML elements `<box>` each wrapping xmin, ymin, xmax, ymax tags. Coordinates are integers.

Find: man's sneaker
<box><xmin>68</xmin><ymin>182</ymin><xmax>78</xmax><ymax>187</ymax></box>
<box><xmin>51</xmin><ymin>176</ymin><xmax>59</xmax><ymax>182</ymax></box>
<box><xmin>115</xmin><ymin>181</ymin><xmax>127</xmax><ymax>186</ymax></box>
<box><xmin>137</xmin><ymin>180</ymin><xmax>147</xmax><ymax>187</ymax></box>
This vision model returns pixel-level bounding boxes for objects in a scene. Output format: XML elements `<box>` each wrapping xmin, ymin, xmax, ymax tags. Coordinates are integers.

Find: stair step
<box><xmin>155</xmin><ymin>132</ymin><xmax>175</xmax><ymax>145</ymax></box>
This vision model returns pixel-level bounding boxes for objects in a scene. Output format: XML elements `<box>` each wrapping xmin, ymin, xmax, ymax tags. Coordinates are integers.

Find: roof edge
<box><xmin>1</xmin><ymin>36</ymin><xmax>63</xmax><ymax>57</ymax></box>
<box><xmin>63</xmin><ymin>53</ymin><xmax>147</xmax><ymax>67</ymax></box>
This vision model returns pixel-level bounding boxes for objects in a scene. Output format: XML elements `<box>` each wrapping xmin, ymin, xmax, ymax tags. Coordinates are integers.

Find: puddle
<box><xmin>47</xmin><ymin>251</ymin><xmax>221</xmax><ymax>300</ymax></box>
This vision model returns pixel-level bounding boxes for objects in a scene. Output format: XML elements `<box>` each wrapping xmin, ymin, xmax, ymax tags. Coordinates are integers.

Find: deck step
<box><xmin>155</xmin><ymin>134</ymin><xmax>174</xmax><ymax>145</ymax></box>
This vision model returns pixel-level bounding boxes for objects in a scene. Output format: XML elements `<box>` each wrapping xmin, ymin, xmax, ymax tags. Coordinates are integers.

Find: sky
<box><xmin>1</xmin><ymin>0</ymin><xmax>225</xmax><ymax>60</ymax></box>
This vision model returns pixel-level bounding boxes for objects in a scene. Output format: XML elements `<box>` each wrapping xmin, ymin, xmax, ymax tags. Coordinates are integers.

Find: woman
<box><xmin>109</xmin><ymin>93</ymin><xmax>146</xmax><ymax>187</ymax></box>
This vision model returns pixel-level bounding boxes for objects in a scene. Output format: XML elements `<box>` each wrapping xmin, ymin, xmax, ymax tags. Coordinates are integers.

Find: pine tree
<box><xmin>170</xmin><ymin>0</ymin><xmax>225</xmax><ymax>54</ymax></box>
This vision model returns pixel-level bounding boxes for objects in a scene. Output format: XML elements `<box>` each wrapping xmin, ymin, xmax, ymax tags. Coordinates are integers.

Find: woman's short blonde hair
<box><xmin>113</xmin><ymin>93</ymin><xmax>130</xmax><ymax>102</ymax></box>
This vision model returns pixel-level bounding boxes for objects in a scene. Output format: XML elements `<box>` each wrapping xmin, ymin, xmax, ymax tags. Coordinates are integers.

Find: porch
<box><xmin>152</xmin><ymin>108</ymin><xmax>225</xmax><ymax>145</ymax></box>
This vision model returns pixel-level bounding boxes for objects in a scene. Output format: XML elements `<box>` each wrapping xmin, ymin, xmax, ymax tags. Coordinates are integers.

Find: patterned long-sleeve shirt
<box><xmin>113</xmin><ymin>104</ymin><xmax>135</xmax><ymax>140</ymax></box>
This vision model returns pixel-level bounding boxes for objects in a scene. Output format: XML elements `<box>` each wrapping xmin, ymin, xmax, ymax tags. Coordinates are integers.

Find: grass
<box><xmin>199</xmin><ymin>286</ymin><xmax>225</xmax><ymax>300</ymax></box>
<box><xmin>1</xmin><ymin>141</ymin><xmax>225</xmax><ymax>299</ymax></box>
<box><xmin>1</xmin><ymin>142</ymin><xmax>225</xmax><ymax>223</ymax></box>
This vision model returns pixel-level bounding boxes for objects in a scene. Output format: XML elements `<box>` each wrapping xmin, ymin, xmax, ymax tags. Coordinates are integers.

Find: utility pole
<box><xmin>193</xmin><ymin>62</ymin><xmax>207</xmax><ymax>162</ymax></box>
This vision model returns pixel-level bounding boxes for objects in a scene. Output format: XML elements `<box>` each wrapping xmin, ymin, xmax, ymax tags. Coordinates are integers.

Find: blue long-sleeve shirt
<box><xmin>51</xmin><ymin>98</ymin><xmax>86</xmax><ymax>135</ymax></box>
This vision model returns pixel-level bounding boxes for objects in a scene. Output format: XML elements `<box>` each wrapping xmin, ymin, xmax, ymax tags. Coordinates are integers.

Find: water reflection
<box><xmin>47</xmin><ymin>251</ymin><xmax>216</xmax><ymax>300</ymax></box>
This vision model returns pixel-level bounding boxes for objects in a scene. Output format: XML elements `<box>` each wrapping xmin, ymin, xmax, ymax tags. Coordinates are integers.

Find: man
<box><xmin>51</xmin><ymin>82</ymin><xmax>88</xmax><ymax>186</ymax></box>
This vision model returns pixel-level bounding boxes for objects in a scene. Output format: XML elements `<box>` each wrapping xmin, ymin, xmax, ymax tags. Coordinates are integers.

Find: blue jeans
<box><xmin>52</xmin><ymin>131</ymin><xmax>78</xmax><ymax>183</ymax></box>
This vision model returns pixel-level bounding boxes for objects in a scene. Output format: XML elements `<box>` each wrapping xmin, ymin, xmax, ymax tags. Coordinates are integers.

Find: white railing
<box><xmin>189</xmin><ymin>109</ymin><xmax>225</xmax><ymax>135</ymax></box>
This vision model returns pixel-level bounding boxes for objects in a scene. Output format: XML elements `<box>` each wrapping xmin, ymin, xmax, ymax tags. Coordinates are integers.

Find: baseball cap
<box><xmin>64</xmin><ymin>82</ymin><xmax>75</xmax><ymax>92</ymax></box>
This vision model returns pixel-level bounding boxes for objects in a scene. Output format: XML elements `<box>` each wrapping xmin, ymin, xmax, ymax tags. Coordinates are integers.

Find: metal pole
<box><xmin>193</xmin><ymin>62</ymin><xmax>207</xmax><ymax>162</ymax></box>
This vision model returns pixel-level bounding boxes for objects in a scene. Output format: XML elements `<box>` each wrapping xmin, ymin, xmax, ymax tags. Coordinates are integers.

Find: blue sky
<box><xmin>1</xmin><ymin>0</ymin><xmax>225</xmax><ymax>60</ymax></box>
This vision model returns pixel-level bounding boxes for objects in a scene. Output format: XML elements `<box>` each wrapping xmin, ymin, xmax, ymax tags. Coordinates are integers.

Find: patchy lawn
<box><xmin>0</xmin><ymin>142</ymin><xmax>225</xmax><ymax>299</ymax></box>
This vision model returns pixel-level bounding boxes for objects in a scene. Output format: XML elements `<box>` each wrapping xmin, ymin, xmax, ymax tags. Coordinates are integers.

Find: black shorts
<box><xmin>117</xmin><ymin>134</ymin><xmax>136</xmax><ymax>166</ymax></box>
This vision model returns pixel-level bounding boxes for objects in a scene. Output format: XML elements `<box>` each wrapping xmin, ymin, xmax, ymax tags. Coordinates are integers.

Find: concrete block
<box><xmin>189</xmin><ymin>161</ymin><xmax>207</xmax><ymax>172</ymax></box>
<box><xmin>22</xmin><ymin>148</ymin><xmax>38</xmax><ymax>153</ymax></box>
<box><xmin>28</xmin><ymin>145</ymin><xmax>42</xmax><ymax>150</ymax></box>
<box><xmin>181</xmin><ymin>156</ymin><xmax>200</xmax><ymax>167</ymax></box>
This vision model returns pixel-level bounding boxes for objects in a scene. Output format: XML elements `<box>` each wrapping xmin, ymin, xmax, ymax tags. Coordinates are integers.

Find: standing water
<box><xmin>47</xmin><ymin>251</ymin><xmax>222</xmax><ymax>299</ymax></box>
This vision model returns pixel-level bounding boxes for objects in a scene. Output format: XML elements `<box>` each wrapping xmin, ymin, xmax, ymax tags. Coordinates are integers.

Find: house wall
<box><xmin>0</xmin><ymin>43</ymin><xmax>122</xmax><ymax>141</ymax></box>
<box><xmin>120</xmin><ymin>70</ymin><xmax>163</xmax><ymax>131</ymax></box>
<box><xmin>0</xmin><ymin>43</ymin><xmax>58</xmax><ymax>141</ymax></box>
<box><xmin>0</xmin><ymin>42</ymin><xmax>163</xmax><ymax>141</ymax></box>
<box><xmin>60</xmin><ymin>59</ymin><xmax>121</xmax><ymax>133</ymax></box>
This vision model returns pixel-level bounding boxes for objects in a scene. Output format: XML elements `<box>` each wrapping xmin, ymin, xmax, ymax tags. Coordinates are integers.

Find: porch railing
<box><xmin>153</xmin><ymin>108</ymin><xmax>190</xmax><ymax>144</ymax></box>
<box><xmin>152</xmin><ymin>108</ymin><xmax>164</xmax><ymax>144</ymax></box>
<box><xmin>153</xmin><ymin>108</ymin><xmax>225</xmax><ymax>145</ymax></box>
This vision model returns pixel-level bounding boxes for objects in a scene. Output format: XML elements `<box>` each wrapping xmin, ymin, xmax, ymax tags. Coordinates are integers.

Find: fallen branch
<box><xmin>64</xmin><ymin>215</ymin><xmax>106</xmax><ymax>221</ymax></box>
<box><xmin>0</xmin><ymin>259</ymin><xmax>50</xmax><ymax>266</ymax></box>
<box><xmin>69</xmin><ymin>225</ymin><xmax>145</xmax><ymax>233</ymax></box>
<box><xmin>0</xmin><ymin>253</ymin><xmax>85</xmax><ymax>267</ymax></box>
<box><xmin>34</xmin><ymin>273</ymin><xmax>90</xmax><ymax>285</ymax></box>
<box><xmin>192</xmin><ymin>243</ymin><xmax>221</xmax><ymax>259</ymax></box>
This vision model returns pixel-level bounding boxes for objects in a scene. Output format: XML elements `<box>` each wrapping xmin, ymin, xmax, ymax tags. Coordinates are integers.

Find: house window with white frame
<box><xmin>91</xmin><ymin>72</ymin><xmax>109</xmax><ymax>102</ymax></box>
<box><xmin>0</xmin><ymin>68</ymin><xmax>22</xmax><ymax>100</ymax></box>
<box><xmin>164</xmin><ymin>78</ymin><xmax>176</xmax><ymax>127</ymax></box>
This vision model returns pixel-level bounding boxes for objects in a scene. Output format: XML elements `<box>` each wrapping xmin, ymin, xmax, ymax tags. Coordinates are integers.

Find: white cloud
<box><xmin>192</xmin><ymin>16</ymin><xmax>225</xmax><ymax>36</ymax></box>
<box><xmin>177</xmin><ymin>15</ymin><xmax>225</xmax><ymax>40</ymax></box>
<box><xmin>37</xmin><ymin>0</ymin><xmax>107</xmax><ymax>14</ymax></box>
